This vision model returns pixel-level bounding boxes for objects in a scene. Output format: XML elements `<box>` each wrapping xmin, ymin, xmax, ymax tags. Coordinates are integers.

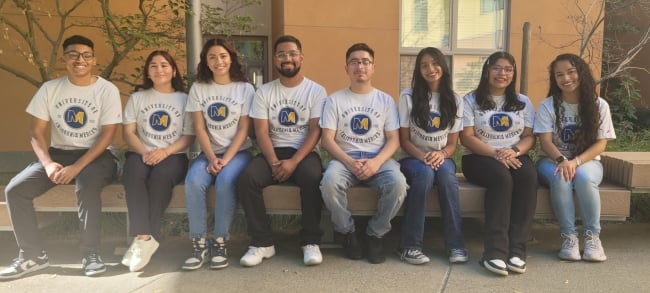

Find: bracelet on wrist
<box><xmin>575</xmin><ymin>156</ymin><xmax>582</xmax><ymax>166</ymax></box>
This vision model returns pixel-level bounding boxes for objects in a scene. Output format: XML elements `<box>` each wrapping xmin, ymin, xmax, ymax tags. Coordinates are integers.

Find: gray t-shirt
<box><xmin>461</xmin><ymin>92</ymin><xmax>535</xmax><ymax>155</ymax></box>
<box><xmin>26</xmin><ymin>76</ymin><xmax>122</xmax><ymax>150</ymax></box>
<box><xmin>320</xmin><ymin>88</ymin><xmax>399</xmax><ymax>155</ymax></box>
<box><xmin>397</xmin><ymin>88</ymin><xmax>463</xmax><ymax>159</ymax></box>
<box><xmin>534</xmin><ymin>96</ymin><xmax>616</xmax><ymax>159</ymax></box>
<box><xmin>185</xmin><ymin>81</ymin><xmax>254</xmax><ymax>154</ymax></box>
<box><xmin>123</xmin><ymin>89</ymin><xmax>194</xmax><ymax>153</ymax></box>
<box><xmin>250</xmin><ymin>78</ymin><xmax>327</xmax><ymax>150</ymax></box>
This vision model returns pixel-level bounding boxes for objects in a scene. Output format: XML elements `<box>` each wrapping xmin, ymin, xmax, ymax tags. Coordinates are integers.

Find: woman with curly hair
<box><xmin>397</xmin><ymin>47</ymin><xmax>467</xmax><ymax>265</ymax></box>
<box><xmin>182</xmin><ymin>38</ymin><xmax>255</xmax><ymax>270</ymax></box>
<box><xmin>534</xmin><ymin>53</ymin><xmax>616</xmax><ymax>262</ymax></box>
<box><xmin>460</xmin><ymin>51</ymin><xmax>537</xmax><ymax>276</ymax></box>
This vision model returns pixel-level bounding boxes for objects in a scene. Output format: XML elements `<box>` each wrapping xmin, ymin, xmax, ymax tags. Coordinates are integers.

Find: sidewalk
<box><xmin>1</xmin><ymin>220</ymin><xmax>649</xmax><ymax>293</ymax></box>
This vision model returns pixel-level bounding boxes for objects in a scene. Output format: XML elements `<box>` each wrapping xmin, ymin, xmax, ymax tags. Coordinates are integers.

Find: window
<box><xmin>400</xmin><ymin>0</ymin><xmax>506</xmax><ymax>95</ymax></box>
<box><xmin>229</xmin><ymin>36</ymin><xmax>268</xmax><ymax>88</ymax></box>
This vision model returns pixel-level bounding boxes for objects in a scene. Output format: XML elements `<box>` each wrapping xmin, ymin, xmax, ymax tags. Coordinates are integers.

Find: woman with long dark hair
<box><xmin>397</xmin><ymin>47</ymin><xmax>467</xmax><ymax>265</ymax></box>
<box><xmin>121</xmin><ymin>50</ymin><xmax>194</xmax><ymax>272</ymax></box>
<box><xmin>460</xmin><ymin>51</ymin><xmax>537</xmax><ymax>276</ymax></box>
<box><xmin>534</xmin><ymin>53</ymin><xmax>615</xmax><ymax>262</ymax></box>
<box><xmin>182</xmin><ymin>38</ymin><xmax>255</xmax><ymax>270</ymax></box>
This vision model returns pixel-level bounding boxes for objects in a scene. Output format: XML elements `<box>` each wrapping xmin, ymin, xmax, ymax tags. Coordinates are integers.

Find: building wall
<box><xmin>0</xmin><ymin>0</ymin><xmax>605</xmax><ymax>159</ymax></box>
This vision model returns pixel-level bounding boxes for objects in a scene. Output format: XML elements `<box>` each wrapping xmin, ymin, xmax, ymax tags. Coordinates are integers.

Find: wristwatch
<box><xmin>555</xmin><ymin>155</ymin><xmax>567</xmax><ymax>164</ymax></box>
<box><xmin>511</xmin><ymin>145</ymin><xmax>521</xmax><ymax>156</ymax></box>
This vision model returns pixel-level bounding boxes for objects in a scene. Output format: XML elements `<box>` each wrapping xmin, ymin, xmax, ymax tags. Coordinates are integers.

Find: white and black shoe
<box><xmin>0</xmin><ymin>251</ymin><xmax>49</xmax><ymax>280</ymax></box>
<box><xmin>209</xmin><ymin>237</ymin><xmax>229</xmax><ymax>269</ymax></box>
<box><xmin>506</xmin><ymin>256</ymin><xmax>526</xmax><ymax>274</ymax></box>
<box><xmin>182</xmin><ymin>238</ymin><xmax>208</xmax><ymax>270</ymax></box>
<box><xmin>482</xmin><ymin>259</ymin><xmax>508</xmax><ymax>276</ymax></box>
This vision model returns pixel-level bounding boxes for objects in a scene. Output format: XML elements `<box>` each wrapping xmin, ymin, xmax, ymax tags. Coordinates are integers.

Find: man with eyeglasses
<box><xmin>0</xmin><ymin>35</ymin><xmax>122</xmax><ymax>279</ymax></box>
<box><xmin>237</xmin><ymin>35</ymin><xmax>327</xmax><ymax>267</ymax></box>
<box><xmin>319</xmin><ymin>43</ymin><xmax>407</xmax><ymax>264</ymax></box>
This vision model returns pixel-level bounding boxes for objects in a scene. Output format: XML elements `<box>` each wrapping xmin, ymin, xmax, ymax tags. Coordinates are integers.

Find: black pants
<box><xmin>123</xmin><ymin>152</ymin><xmax>188</xmax><ymax>239</ymax></box>
<box><xmin>5</xmin><ymin>148</ymin><xmax>117</xmax><ymax>258</ymax></box>
<box><xmin>462</xmin><ymin>154</ymin><xmax>537</xmax><ymax>260</ymax></box>
<box><xmin>237</xmin><ymin>148</ymin><xmax>323</xmax><ymax>246</ymax></box>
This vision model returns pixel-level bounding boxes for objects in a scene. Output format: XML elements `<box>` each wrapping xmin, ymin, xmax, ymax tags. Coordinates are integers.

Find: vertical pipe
<box><xmin>186</xmin><ymin>0</ymin><xmax>202</xmax><ymax>79</ymax></box>
<box><xmin>521</xmin><ymin>22</ymin><xmax>531</xmax><ymax>95</ymax></box>
<box><xmin>186</xmin><ymin>0</ymin><xmax>202</xmax><ymax>158</ymax></box>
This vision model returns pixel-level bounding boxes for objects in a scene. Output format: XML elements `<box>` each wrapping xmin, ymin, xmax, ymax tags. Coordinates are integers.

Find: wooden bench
<box><xmin>0</xmin><ymin>175</ymin><xmax>631</xmax><ymax>233</ymax></box>
<box><xmin>601</xmin><ymin>152</ymin><xmax>650</xmax><ymax>194</ymax></box>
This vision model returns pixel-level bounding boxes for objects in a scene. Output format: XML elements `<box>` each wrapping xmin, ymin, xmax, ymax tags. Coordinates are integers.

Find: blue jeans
<box><xmin>537</xmin><ymin>157</ymin><xmax>603</xmax><ymax>235</ymax></box>
<box><xmin>399</xmin><ymin>157</ymin><xmax>465</xmax><ymax>251</ymax></box>
<box><xmin>185</xmin><ymin>150</ymin><xmax>252</xmax><ymax>240</ymax></box>
<box><xmin>320</xmin><ymin>153</ymin><xmax>407</xmax><ymax>237</ymax></box>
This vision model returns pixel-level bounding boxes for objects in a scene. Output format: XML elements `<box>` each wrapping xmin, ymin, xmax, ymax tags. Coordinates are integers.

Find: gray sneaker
<box><xmin>398</xmin><ymin>248</ymin><xmax>430</xmax><ymax>265</ymax></box>
<box><xmin>558</xmin><ymin>233</ymin><xmax>581</xmax><ymax>261</ymax></box>
<box><xmin>82</xmin><ymin>253</ymin><xmax>106</xmax><ymax>277</ymax></box>
<box><xmin>0</xmin><ymin>251</ymin><xmax>49</xmax><ymax>280</ymax></box>
<box><xmin>583</xmin><ymin>230</ymin><xmax>607</xmax><ymax>262</ymax></box>
<box><xmin>448</xmin><ymin>248</ymin><xmax>469</xmax><ymax>263</ymax></box>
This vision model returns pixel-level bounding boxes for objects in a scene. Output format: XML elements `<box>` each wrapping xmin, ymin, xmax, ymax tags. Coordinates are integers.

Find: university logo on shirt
<box><xmin>489</xmin><ymin>113</ymin><xmax>512</xmax><ymax>132</ymax></box>
<box><xmin>150</xmin><ymin>111</ymin><xmax>170</xmax><ymax>131</ymax></box>
<box><xmin>278</xmin><ymin>107</ymin><xmax>298</xmax><ymax>126</ymax></box>
<box><xmin>426</xmin><ymin>112</ymin><xmax>441</xmax><ymax>133</ymax></box>
<box><xmin>351</xmin><ymin>114</ymin><xmax>371</xmax><ymax>135</ymax></box>
<box><xmin>561</xmin><ymin>124</ymin><xmax>577</xmax><ymax>143</ymax></box>
<box><xmin>65</xmin><ymin>106</ymin><xmax>87</xmax><ymax>128</ymax></box>
<box><xmin>208</xmin><ymin>103</ymin><xmax>228</xmax><ymax>122</ymax></box>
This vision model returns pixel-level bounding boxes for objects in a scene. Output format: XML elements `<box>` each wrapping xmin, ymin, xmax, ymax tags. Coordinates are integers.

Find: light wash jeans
<box><xmin>537</xmin><ymin>157</ymin><xmax>603</xmax><ymax>235</ymax></box>
<box><xmin>185</xmin><ymin>150</ymin><xmax>252</xmax><ymax>240</ymax></box>
<box><xmin>399</xmin><ymin>157</ymin><xmax>464</xmax><ymax>251</ymax></box>
<box><xmin>320</xmin><ymin>152</ymin><xmax>407</xmax><ymax>238</ymax></box>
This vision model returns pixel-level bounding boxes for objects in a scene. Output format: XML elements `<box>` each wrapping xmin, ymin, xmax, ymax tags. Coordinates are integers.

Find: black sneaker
<box><xmin>0</xmin><ymin>251</ymin><xmax>49</xmax><ymax>280</ymax></box>
<box><xmin>366</xmin><ymin>235</ymin><xmax>385</xmax><ymax>264</ymax></box>
<box><xmin>209</xmin><ymin>237</ymin><xmax>229</xmax><ymax>269</ymax></box>
<box><xmin>343</xmin><ymin>232</ymin><xmax>363</xmax><ymax>260</ymax></box>
<box><xmin>182</xmin><ymin>238</ymin><xmax>208</xmax><ymax>270</ymax></box>
<box><xmin>82</xmin><ymin>253</ymin><xmax>106</xmax><ymax>277</ymax></box>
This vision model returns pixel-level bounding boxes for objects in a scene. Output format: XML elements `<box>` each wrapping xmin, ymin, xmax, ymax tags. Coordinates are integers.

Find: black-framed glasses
<box><xmin>64</xmin><ymin>51</ymin><xmax>95</xmax><ymax>61</ymax></box>
<box><xmin>347</xmin><ymin>59</ymin><xmax>373</xmax><ymax>67</ymax></box>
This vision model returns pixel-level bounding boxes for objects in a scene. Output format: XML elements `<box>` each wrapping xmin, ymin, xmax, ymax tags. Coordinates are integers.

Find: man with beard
<box><xmin>237</xmin><ymin>35</ymin><xmax>327</xmax><ymax>267</ymax></box>
<box><xmin>319</xmin><ymin>43</ymin><xmax>407</xmax><ymax>264</ymax></box>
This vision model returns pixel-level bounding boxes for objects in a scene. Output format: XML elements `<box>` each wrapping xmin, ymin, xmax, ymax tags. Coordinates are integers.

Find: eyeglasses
<box><xmin>64</xmin><ymin>51</ymin><xmax>95</xmax><ymax>61</ymax></box>
<box><xmin>490</xmin><ymin>66</ymin><xmax>514</xmax><ymax>74</ymax></box>
<box><xmin>274</xmin><ymin>50</ymin><xmax>301</xmax><ymax>59</ymax></box>
<box><xmin>347</xmin><ymin>59</ymin><xmax>373</xmax><ymax>67</ymax></box>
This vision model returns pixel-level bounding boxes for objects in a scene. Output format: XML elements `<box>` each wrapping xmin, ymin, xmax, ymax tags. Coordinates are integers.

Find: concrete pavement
<box><xmin>0</xmin><ymin>219</ymin><xmax>649</xmax><ymax>293</ymax></box>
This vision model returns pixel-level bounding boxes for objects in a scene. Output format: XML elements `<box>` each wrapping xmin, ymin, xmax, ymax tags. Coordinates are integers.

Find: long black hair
<box><xmin>410</xmin><ymin>47</ymin><xmax>457</xmax><ymax>130</ymax></box>
<box><xmin>135</xmin><ymin>50</ymin><xmax>185</xmax><ymax>92</ymax></box>
<box><xmin>473</xmin><ymin>51</ymin><xmax>524</xmax><ymax>112</ymax></box>
<box><xmin>196</xmin><ymin>38</ymin><xmax>247</xmax><ymax>83</ymax></box>
<box><xmin>547</xmin><ymin>53</ymin><xmax>600</xmax><ymax>154</ymax></box>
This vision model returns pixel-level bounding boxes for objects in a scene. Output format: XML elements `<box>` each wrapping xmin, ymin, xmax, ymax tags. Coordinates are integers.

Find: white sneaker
<box><xmin>240</xmin><ymin>246</ymin><xmax>275</xmax><ymax>267</ymax></box>
<box><xmin>121</xmin><ymin>242</ymin><xmax>134</xmax><ymax>267</ymax></box>
<box><xmin>301</xmin><ymin>244</ymin><xmax>323</xmax><ymax>266</ymax></box>
<box><xmin>129</xmin><ymin>237</ymin><xmax>160</xmax><ymax>272</ymax></box>
<box><xmin>482</xmin><ymin>259</ymin><xmax>508</xmax><ymax>276</ymax></box>
<box><xmin>558</xmin><ymin>233</ymin><xmax>581</xmax><ymax>261</ymax></box>
<box><xmin>583</xmin><ymin>230</ymin><xmax>607</xmax><ymax>262</ymax></box>
<box><xmin>506</xmin><ymin>256</ymin><xmax>526</xmax><ymax>274</ymax></box>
